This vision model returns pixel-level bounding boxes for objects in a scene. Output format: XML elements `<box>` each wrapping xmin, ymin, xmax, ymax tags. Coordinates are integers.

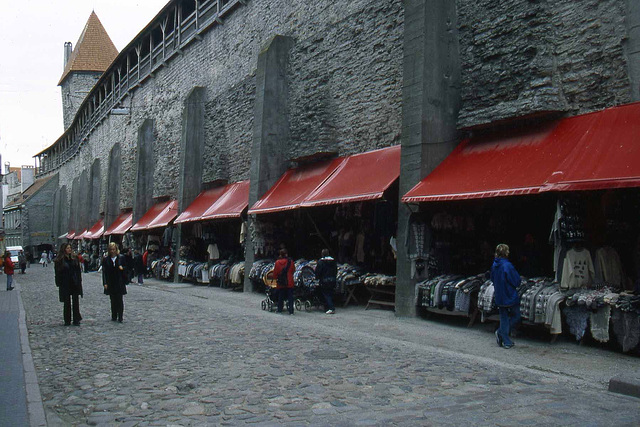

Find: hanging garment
<box><xmin>563</xmin><ymin>305</ymin><xmax>589</xmax><ymax>341</ymax></box>
<box><xmin>594</xmin><ymin>246</ymin><xmax>623</xmax><ymax>287</ymax></box>
<box><xmin>589</xmin><ymin>305</ymin><xmax>611</xmax><ymax>343</ymax></box>
<box><xmin>611</xmin><ymin>308</ymin><xmax>640</xmax><ymax>352</ymax></box>
<box><xmin>544</xmin><ymin>292</ymin><xmax>564</xmax><ymax>335</ymax></box>
<box><xmin>561</xmin><ymin>248</ymin><xmax>595</xmax><ymax>289</ymax></box>
<box><xmin>207</xmin><ymin>243</ymin><xmax>219</xmax><ymax>260</ymax></box>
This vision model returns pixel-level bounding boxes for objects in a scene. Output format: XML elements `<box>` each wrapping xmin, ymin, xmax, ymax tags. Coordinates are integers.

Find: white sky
<box><xmin>0</xmin><ymin>0</ymin><xmax>168</xmax><ymax>168</ymax></box>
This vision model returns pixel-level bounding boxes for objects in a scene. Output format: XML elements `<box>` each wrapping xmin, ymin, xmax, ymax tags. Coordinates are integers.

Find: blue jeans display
<box><xmin>498</xmin><ymin>304</ymin><xmax>521</xmax><ymax>347</ymax></box>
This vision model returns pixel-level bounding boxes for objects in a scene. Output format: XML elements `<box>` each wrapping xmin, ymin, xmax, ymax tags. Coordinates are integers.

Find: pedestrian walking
<box><xmin>102</xmin><ymin>242</ymin><xmax>127</xmax><ymax>322</ymax></box>
<box><xmin>133</xmin><ymin>250</ymin><xmax>145</xmax><ymax>285</ymax></box>
<box><xmin>40</xmin><ymin>251</ymin><xmax>48</xmax><ymax>267</ymax></box>
<box><xmin>54</xmin><ymin>243</ymin><xmax>83</xmax><ymax>326</ymax></box>
<box><xmin>4</xmin><ymin>252</ymin><xmax>15</xmax><ymax>291</ymax></box>
<box><xmin>491</xmin><ymin>243</ymin><xmax>521</xmax><ymax>349</ymax></box>
<box><xmin>315</xmin><ymin>249</ymin><xmax>337</xmax><ymax>314</ymax></box>
<box><xmin>273</xmin><ymin>248</ymin><xmax>295</xmax><ymax>315</ymax></box>
<box><xmin>18</xmin><ymin>251</ymin><xmax>27</xmax><ymax>274</ymax></box>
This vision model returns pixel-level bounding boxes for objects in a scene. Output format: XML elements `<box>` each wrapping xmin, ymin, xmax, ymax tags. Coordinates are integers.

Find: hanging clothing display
<box><xmin>560</xmin><ymin>247</ymin><xmax>594</xmax><ymax>289</ymax></box>
<box><xmin>594</xmin><ymin>246</ymin><xmax>624</xmax><ymax>288</ymax></box>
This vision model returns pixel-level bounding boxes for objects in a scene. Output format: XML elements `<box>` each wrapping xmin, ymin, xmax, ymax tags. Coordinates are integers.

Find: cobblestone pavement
<box><xmin>16</xmin><ymin>266</ymin><xmax>640</xmax><ymax>426</ymax></box>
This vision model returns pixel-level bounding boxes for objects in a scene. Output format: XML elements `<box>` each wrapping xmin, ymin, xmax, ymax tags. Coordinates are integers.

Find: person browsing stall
<box><xmin>490</xmin><ymin>244</ymin><xmax>521</xmax><ymax>349</ymax></box>
<box><xmin>273</xmin><ymin>249</ymin><xmax>295</xmax><ymax>315</ymax></box>
<box><xmin>315</xmin><ymin>249</ymin><xmax>337</xmax><ymax>314</ymax></box>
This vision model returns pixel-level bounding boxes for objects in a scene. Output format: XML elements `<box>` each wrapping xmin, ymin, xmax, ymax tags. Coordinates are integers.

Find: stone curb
<box><xmin>609</xmin><ymin>373</ymin><xmax>640</xmax><ymax>399</ymax></box>
<box><xmin>16</xmin><ymin>285</ymin><xmax>47</xmax><ymax>426</ymax></box>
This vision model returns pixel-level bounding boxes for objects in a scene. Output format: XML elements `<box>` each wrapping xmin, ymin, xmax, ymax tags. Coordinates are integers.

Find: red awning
<box><xmin>66</xmin><ymin>230</ymin><xmax>76</xmax><ymax>239</ymax></box>
<box><xmin>249</xmin><ymin>159</ymin><xmax>344</xmax><ymax>214</ymax></box>
<box><xmin>542</xmin><ymin>102</ymin><xmax>640</xmax><ymax>192</ymax></box>
<box><xmin>84</xmin><ymin>219</ymin><xmax>105</xmax><ymax>240</ymax></box>
<box><xmin>131</xmin><ymin>200</ymin><xmax>178</xmax><ymax>231</ymax></box>
<box><xmin>201</xmin><ymin>180</ymin><xmax>250</xmax><ymax>220</ymax></box>
<box><xmin>402</xmin><ymin>119</ymin><xmax>581</xmax><ymax>202</ymax></box>
<box><xmin>73</xmin><ymin>229</ymin><xmax>88</xmax><ymax>240</ymax></box>
<box><xmin>174</xmin><ymin>187</ymin><xmax>228</xmax><ymax>224</ymax></box>
<box><xmin>302</xmin><ymin>146</ymin><xmax>401</xmax><ymax>207</ymax></box>
<box><xmin>104</xmin><ymin>212</ymin><xmax>133</xmax><ymax>236</ymax></box>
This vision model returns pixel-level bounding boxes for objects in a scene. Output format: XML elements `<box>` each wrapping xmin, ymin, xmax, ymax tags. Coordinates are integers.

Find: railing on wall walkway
<box><xmin>36</xmin><ymin>0</ymin><xmax>246</xmax><ymax>177</ymax></box>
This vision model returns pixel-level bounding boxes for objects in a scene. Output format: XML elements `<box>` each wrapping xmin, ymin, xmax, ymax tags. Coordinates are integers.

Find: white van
<box><xmin>6</xmin><ymin>246</ymin><xmax>24</xmax><ymax>263</ymax></box>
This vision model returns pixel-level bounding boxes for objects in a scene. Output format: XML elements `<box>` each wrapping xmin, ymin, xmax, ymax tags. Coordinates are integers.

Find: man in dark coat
<box><xmin>102</xmin><ymin>242</ymin><xmax>128</xmax><ymax>322</ymax></box>
<box><xmin>54</xmin><ymin>243</ymin><xmax>83</xmax><ymax>325</ymax></box>
<box><xmin>315</xmin><ymin>249</ymin><xmax>337</xmax><ymax>314</ymax></box>
<box><xmin>133</xmin><ymin>250</ymin><xmax>145</xmax><ymax>285</ymax></box>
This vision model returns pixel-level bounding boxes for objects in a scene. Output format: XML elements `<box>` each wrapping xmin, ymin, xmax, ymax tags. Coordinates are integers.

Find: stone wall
<box><xmin>457</xmin><ymin>0</ymin><xmax>630</xmax><ymax>128</ymax></box>
<box><xmin>53</xmin><ymin>0</ymin><xmax>406</xmax><ymax>224</ymax></box>
<box><xmin>24</xmin><ymin>175</ymin><xmax>59</xmax><ymax>248</ymax></box>
<box><xmin>60</xmin><ymin>72</ymin><xmax>101</xmax><ymax>130</ymax></box>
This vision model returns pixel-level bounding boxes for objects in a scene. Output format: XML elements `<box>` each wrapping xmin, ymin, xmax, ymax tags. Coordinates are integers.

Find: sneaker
<box><xmin>503</xmin><ymin>343</ymin><xmax>515</xmax><ymax>349</ymax></box>
<box><xmin>326</xmin><ymin>310</ymin><xmax>335</xmax><ymax>314</ymax></box>
<box><xmin>495</xmin><ymin>330</ymin><xmax>503</xmax><ymax>347</ymax></box>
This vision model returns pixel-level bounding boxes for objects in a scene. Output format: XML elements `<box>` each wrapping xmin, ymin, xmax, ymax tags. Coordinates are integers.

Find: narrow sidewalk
<box><xmin>0</xmin><ymin>275</ymin><xmax>46</xmax><ymax>427</ymax></box>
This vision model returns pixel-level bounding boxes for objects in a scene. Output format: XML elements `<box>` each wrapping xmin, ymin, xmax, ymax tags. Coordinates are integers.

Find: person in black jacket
<box><xmin>54</xmin><ymin>243</ymin><xmax>83</xmax><ymax>326</ymax></box>
<box><xmin>133</xmin><ymin>249</ymin><xmax>145</xmax><ymax>285</ymax></box>
<box><xmin>102</xmin><ymin>242</ymin><xmax>128</xmax><ymax>322</ymax></box>
<box><xmin>315</xmin><ymin>249</ymin><xmax>337</xmax><ymax>314</ymax></box>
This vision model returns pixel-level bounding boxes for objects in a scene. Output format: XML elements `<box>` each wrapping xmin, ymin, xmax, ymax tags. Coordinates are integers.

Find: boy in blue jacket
<box><xmin>491</xmin><ymin>244</ymin><xmax>521</xmax><ymax>349</ymax></box>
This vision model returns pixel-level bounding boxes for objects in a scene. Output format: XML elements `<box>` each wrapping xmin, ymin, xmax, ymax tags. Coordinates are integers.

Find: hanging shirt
<box><xmin>561</xmin><ymin>248</ymin><xmax>595</xmax><ymax>289</ymax></box>
<box><xmin>595</xmin><ymin>246</ymin><xmax>623</xmax><ymax>287</ymax></box>
<box><xmin>207</xmin><ymin>244</ymin><xmax>219</xmax><ymax>260</ymax></box>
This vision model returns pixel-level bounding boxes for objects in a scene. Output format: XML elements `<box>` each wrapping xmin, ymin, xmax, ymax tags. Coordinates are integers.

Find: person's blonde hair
<box><xmin>495</xmin><ymin>244</ymin><xmax>510</xmax><ymax>258</ymax></box>
<box><xmin>108</xmin><ymin>242</ymin><xmax>120</xmax><ymax>255</ymax></box>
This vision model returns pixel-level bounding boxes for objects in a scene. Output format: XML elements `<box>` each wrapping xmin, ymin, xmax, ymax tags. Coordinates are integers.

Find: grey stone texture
<box><xmin>133</xmin><ymin>120</ymin><xmax>154</xmax><ymax>225</ymax></box>
<box><xmin>39</xmin><ymin>0</ymin><xmax>640</xmax><ymax>311</ymax></box>
<box><xmin>14</xmin><ymin>268</ymin><xmax>640</xmax><ymax>426</ymax></box>
<box><xmin>396</xmin><ymin>0</ymin><xmax>461</xmax><ymax>317</ymax></box>
<box><xmin>22</xmin><ymin>174</ymin><xmax>59</xmax><ymax>250</ymax></box>
<box><xmin>245</xmin><ymin>34</ymin><xmax>294</xmax><ymax>292</ymax></box>
<box><xmin>89</xmin><ymin>159</ymin><xmax>101</xmax><ymax>224</ymax></box>
<box><xmin>457</xmin><ymin>0</ymin><xmax>631</xmax><ymax>128</ymax></box>
<box><xmin>60</xmin><ymin>72</ymin><xmax>101</xmax><ymax>130</ymax></box>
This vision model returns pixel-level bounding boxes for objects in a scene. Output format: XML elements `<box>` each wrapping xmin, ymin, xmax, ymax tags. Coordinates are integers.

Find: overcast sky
<box><xmin>0</xmin><ymin>0</ymin><xmax>167</xmax><ymax>169</ymax></box>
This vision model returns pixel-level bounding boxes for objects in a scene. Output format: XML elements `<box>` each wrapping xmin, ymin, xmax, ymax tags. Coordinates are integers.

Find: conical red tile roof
<box><xmin>58</xmin><ymin>11</ymin><xmax>118</xmax><ymax>85</ymax></box>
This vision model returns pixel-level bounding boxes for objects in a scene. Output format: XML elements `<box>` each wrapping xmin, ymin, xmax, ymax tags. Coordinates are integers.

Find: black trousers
<box><xmin>63</xmin><ymin>294</ymin><xmax>81</xmax><ymax>324</ymax></box>
<box><xmin>277</xmin><ymin>288</ymin><xmax>294</xmax><ymax>314</ymax></box>
<box><xmin>110</xmin><ymin>294</ymin><xmax>124</xmax><ymax>320</ymax></box>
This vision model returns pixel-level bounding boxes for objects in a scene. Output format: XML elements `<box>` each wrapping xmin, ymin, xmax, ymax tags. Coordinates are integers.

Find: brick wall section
<box><xmin>457</xmin><ymin>0</ymin><xmax>630</xmax><ymax>128</ymax></box>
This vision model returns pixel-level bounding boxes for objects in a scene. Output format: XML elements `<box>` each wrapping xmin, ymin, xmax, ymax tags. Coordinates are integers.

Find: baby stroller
<box><xmin>260</xmin><ymin>266</ymin><xmax>294</xmax><ymax>312</ymax></box>
<box><xmin>293</xmin><ymin>262</ymin><xmax>323</xmax><ymax>311</ymax></box>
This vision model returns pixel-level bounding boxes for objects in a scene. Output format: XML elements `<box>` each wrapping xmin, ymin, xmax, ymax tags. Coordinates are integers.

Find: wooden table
<box><xmin>365</xmin><ymin>285</ymin><xmax>396</xmax><ymax>310</ymax></box>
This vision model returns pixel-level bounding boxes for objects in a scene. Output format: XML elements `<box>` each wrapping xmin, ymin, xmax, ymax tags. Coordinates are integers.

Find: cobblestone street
<box><xmin>15</xmin><ymin>266</ymin><xmax>640</xmax><ymax>426</ymax></box>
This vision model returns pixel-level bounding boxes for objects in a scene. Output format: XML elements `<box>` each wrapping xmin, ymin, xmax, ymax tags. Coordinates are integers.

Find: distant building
<box><xmin>3</xmin><ymin>175</ymin><xmax>58</xmax><ymax>257</ymax></box>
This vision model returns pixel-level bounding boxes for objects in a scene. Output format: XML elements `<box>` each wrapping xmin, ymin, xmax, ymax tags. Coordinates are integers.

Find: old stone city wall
<box><xmin>52</xmin><ymin>0</ymin><xmax>634</xmax><ymax>240</ymax></box>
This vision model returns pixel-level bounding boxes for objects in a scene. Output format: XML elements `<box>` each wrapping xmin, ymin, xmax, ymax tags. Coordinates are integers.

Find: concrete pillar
<box><xmin>105</xmin><ymin>143</ymin><xmax>122</xmax><ymax>233</ymax></box>
<box><xmin>69</xmin><ymin>177</ymin><xmax>80</xmax><ymax>234</ymax></box>
<box><xmin>626</xmin><ymin>0</ymin><xmax>640</xmax><ymax>101</ymax></box>
<box><xmin>395</xmin><ymin>0</ymin><xmax>461</xmax><ymax>317</ymax></box>
<box><xmin>244</xmin><ymin>35</ymin><xmax>294</xmax><ymax>292</ymax></box>
<box><xmin>174</xmin><ymin>88</ymin><xmax>206</xmax><ymax>281</ymax></box>
<box><xmin>90</xmin><ymin>159</ymin><xmax>101</xmax><ymax>225</ymax></box>
<box><xmin>78</xmin><ymin>169</ymin><xmax>90</xmax><ymax>230</ymax></box>
<box><xmin>134</xmin><ymin>119</ymin><xmax>155</xmax><ymax>224</ymax></box>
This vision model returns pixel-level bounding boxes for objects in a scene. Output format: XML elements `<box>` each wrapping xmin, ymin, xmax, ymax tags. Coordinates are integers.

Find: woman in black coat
<box><xmin>102</xmin><ymin>242</ymin><xmax>128</xmax><ymax>322</ymax></box>
<box><xmin>54</xmin><ymin>243</ymin><xmax>83</xmax><ymax>325</ymax></box>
